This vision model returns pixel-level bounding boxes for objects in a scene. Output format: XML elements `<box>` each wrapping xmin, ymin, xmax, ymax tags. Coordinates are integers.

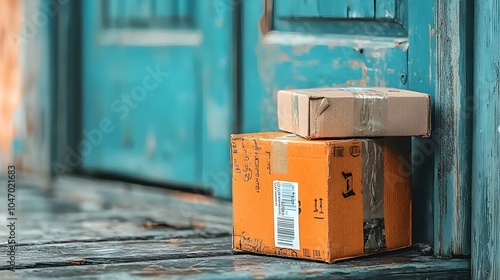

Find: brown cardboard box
<box><xmin>231</xmin><ymin>132</ymin><xmax>411</xmax><ymax>263</ymax></box>
<box><xmin>277</xmin><ymin>87</ymin><xmax>431</xmax><ymax>139</ymax></box>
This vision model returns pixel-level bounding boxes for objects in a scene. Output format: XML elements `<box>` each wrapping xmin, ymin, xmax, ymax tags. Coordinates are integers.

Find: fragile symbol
<box><xmin>350</xmin><ymin>145</ymin><xmax>361</xmax><ymax>157</ymax></box>
<box><xmin>313</xmin><ymin>198</ymin><xmax>324</xmax><ymax>214</ymax></box>
<box><xmin>334</xmin><ymin>146</ymin><xmax>344</xmax><ymax>157</ymax></box>
<box><xmin>341</xmin><ymin>171</ymin><xmax>356</xmax><ymax>198</ymax></box>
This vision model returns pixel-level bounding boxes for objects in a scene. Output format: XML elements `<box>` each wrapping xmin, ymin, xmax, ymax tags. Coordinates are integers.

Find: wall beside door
<box><xmin>0</xmin><ymin>0</ymin><xmax>22</xmax><ymax>169</ymax></box>
<box><xmin>1</xmin><ymin>0</ymin><xmax>54</xmax><ymax>177</ymax></box>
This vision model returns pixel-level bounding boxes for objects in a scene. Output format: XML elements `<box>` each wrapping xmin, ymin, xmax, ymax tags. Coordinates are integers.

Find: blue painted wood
<box><xmin>82</xmin><ymin>0</ymin><xmax>234</xmax><ymax>198</ymax></box>
<box><xmin>273</xmin><ymin>0</ymin><xmax>407</xmax><ymax>36</ymax></box>
<box><xmin>472</xmin><ymin>0</ymin><xmax>500</xmax><ymax>278</ymax></box>
<box><xmin>406</xmin><ymin>0</ymin><xmax>436</xmax><ymax>248</ymax></box>
<box><xmin>273</xmin><ymin>0</ymin><xmax>373</xmax><ymax>18</ymax></box>
<box><xmin>434</xmin><ymin>0</ymin><xmax>472</xmax><ymax>256</ymax></box>
<box><xmin>348</xmin><ymin>0</ymin><xmax>374</xmax><ymax>18</ymax></box>
<box><xmin>242</xmin><ymin>1</ymin><xmax>408</xmax><ymax>133</ymax></box>
<box><xmin>375</xmin><ymin>0</ymin><xmax>396</xmax><ymax>19</ymax></box>
<box><xmin>199</xmin><ymin>1</ymin><xmax>235</xmax><ymax>198</ymax></box>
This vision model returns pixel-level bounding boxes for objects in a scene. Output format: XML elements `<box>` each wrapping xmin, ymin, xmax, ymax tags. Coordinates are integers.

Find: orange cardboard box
<box><xmin>231</xmin><ymin>132</ymin><xmax>412</xmax><ymax>263</ymax></box>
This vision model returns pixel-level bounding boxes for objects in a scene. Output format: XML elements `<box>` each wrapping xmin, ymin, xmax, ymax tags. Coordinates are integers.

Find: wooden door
<box><xmin>81</xmin><ymin>0</ymin><xmax>234</xmax><ymax>197</ymax></box>
<box><xmin>242</xmin><ymin>0</ymin><xmax>409</xmax><ymax>133</ymax></box>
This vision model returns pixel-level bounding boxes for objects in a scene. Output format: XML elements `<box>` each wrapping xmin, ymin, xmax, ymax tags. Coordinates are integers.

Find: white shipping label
<box><xmin>273</xmin><ymin>180</ymin><xmax>300</xmax><ymax>250</ymax></box>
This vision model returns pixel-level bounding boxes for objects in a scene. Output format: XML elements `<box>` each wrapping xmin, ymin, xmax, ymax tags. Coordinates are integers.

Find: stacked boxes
<box><xmin>231</xmin><ymin>88</ymin><xmax>431</xmax><ymax>263</ymax></box>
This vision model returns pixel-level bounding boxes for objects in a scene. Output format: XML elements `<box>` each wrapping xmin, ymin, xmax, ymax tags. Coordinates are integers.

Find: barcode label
<box><xmin>273</xmin><ymin>180</ymin><xmax>299</xmax><ymax>250</ymax></box>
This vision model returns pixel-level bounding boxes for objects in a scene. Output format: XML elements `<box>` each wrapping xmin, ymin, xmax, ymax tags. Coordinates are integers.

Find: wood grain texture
<box><xmin>434</xmin><ymin>0</ymin><xmax>472</xmax><ymax>256</ymax></box>
<box><xmin>472</xmin><ymin>0</ymin><xmax>500</xmax><ymax>278</ymax></box>
<box><xmin>0</xmin><ymin>176</ymin><xmax>231</xmax><ymax>245</ymax></box>
<box><xmin>0</xmin><ymin>252</ymin><xmax>469</xmax><ymax>279</ymax></box>
<box><xmin>0</xmin><ymin>175</ymin><xmax>470</xmax><ymax>278</ymax></box>
<box><xmin>406</xmin><ymin>0</ymin><xmax>436</xmax><ymax>247</ymax></box>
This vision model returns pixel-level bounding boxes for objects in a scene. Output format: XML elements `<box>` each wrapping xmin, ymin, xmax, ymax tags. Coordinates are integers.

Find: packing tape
<box><xmin>272</xmin><ymin>141</ymin><xmax>288</xmax><ymax>174</ymax></box>
<box><xmin>291</xmin><ymin>93</ymin><xmax>299</xmax><ymax>132</ymax></box>
<box><xmin>362</xmin><ymin>139</ymin><xmax>386</xmax><ymax>252</ymax></box>
<box><xmin>271</xmin><ymin>135</ymin><xmax>301</xmax><ymax>174</ymax></box>
<box><xmin>351</xmin><ymin>89</ymin><xmax>388</xmax><ymax>135</ymax></box>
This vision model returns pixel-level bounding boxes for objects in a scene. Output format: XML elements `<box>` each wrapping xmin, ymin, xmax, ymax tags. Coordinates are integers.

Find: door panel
<box><xmin>82</xmin><ymin>0</ymin><xmax>234</xmax><ymax>197</ymax></box>
<box><xmin>243</xmin><ymin>0</ymin><xmax>408</xmax><ymax>133</ymax></box>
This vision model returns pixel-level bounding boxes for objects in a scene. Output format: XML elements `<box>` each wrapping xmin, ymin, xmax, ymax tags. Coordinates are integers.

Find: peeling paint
<box><xmin>0</xmin><ymin>0</ymin><xmax>23</xmax><ymax>167</ymax></box>
<box><xmin>258</xmin><ymin>0</ymin><xmax>271</xmax><ymax>36</ymax></box>
<box><xmin>291</xmin><ymin>45</ymin><xmax>313</xmax><ymax>56</ymax></box>
<box><xmin>428</xmin><ymin>24</ymin><xmax>434</xmax><ymax>85</ymax></box>
<box><xmin>278</xmin><ymin>52</ymin><xmax>290</xmax><ymax>62</ymax></box>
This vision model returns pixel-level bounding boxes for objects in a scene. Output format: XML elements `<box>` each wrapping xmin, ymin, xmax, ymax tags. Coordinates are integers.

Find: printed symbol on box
<box><xmin>299</xmin><ymin>200</ymin><xmax>302</xmax><ymax>215</ymax></box>
<box><xmin>334</xmin><ymin>146</ymin><xmax>344</xmax><ymax>157</ymax></box>
<box><xmin>350</xmin><ymin>145</ymin><xmax>361</xmax><ymax>157</ymax></box>
<box><xmin>231</xmin><ymin>142</ymin><xmax>238</xmax><ymax>153</ymax></box>
<box><xmin>243</xmin><ymin>163</ymin><xmax>252</xmax><ymax>182</ymax></box>
<box><xmin>233</xmin><ymin>159</ymin><xmax>241</xmax><ymax>173</ymax></box>
<box><xmin>313</xmin><ymin>249</ymin><xmax>322</xmax><ymax>260</ymax></box>
<box><xmin>341</xmin><ymin>171</ymin><xmax>356</xmax><ymax>198</ymax></box>
<box><xmin>303</xmin><ymin>248</ymin><xmax>311</xmax><ymax>257</ymax></box>
<box><xmin>313</xmin><ymin>198</ymin><xmax>324</xmax><ymax>214</ymax></box>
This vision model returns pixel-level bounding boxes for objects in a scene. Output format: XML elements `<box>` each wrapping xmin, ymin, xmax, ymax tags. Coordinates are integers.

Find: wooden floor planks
<box><xmin>0</xmin><ymin>175</ymin><xmax>470</xmax><ymax>279</ymax></box>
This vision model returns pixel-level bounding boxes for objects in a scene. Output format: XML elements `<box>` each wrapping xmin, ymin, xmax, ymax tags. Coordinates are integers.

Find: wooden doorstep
<box><xmin>0</xmin><ymin>176</ymin><xmax>469</xmax><ymax>279</ymax></box>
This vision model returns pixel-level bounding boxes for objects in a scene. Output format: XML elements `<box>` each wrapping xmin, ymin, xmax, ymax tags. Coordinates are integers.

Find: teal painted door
<box><xmin>82</xmin><ymin>0</ymin><xmax>234</xmax><ymax>197</ymax></box>
<box><xmin>243</xmin><ymin>0</ymin><xmax>409</xmax><ymax>133</ymax></box>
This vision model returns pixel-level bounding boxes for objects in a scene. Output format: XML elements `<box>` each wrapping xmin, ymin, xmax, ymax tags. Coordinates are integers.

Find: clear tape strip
<box><xmin>362</xmin><ymin>139</ymin><xmax>386</xmax><ymax>252</ymax></box>
<box><xmin>291</xmin><ymin>93</ymin><xmax>299</xmax><ymax>132</ymax></box>
<box><xmin>353</xmin><ymin>89</ymin><xmax>388</xmax><ymax>135</ymax></box>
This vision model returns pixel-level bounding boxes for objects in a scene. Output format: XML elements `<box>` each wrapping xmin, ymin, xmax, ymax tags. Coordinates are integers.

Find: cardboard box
<box><xmin>277</xmin><ymin>87</ymin><xmax>431</xmax><ymax>139</ymax></box>
<box><xmin>231</xmin><ymin>132</ymin><xmax>411</xmax><ymax>263</ymax></box>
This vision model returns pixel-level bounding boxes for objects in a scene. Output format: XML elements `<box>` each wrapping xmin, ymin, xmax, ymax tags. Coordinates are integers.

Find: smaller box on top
<box><xmin>277</xmin><ymin>87</ymin><xmax>431</xmax><ymax>139</ymax></box>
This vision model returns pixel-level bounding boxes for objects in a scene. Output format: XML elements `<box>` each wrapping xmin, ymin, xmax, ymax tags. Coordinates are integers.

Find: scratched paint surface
<box><xmin>242</xmin><ymin>1</ymin><xmax>408</xmax><ymax>133</ymax></box>
<box><xmin>472</xmin><ymin>0</ymin><xmax>500</xmax><ymax>278</ymax></box>
<box><xmin>433</xmin><ymin>1</ymin><xmax>473</xmax><ymax>257</ymax></box>
<box><xmin>82</xmin><ymin>0</ymin><xmax>234</xmax><ymax>197</ymax></box>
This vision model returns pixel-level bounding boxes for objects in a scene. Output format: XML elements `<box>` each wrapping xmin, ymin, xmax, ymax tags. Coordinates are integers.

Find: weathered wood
<box><xmin>0</xmin><ymin>253</ymin><xmax>469</xmax><ymax>279</ymax></box>
<box><xmin>434</xmin><ymin>0</ymin><xmax>473</xmax><ymax>256</ymax></box>
<box><xmin>0</xmin><ymin>238</ymin><xmax>231</xmax><ymax>270</ymax></box>
<box><xmin>472</xmin><ymin>0</ymin><xmax>500</xmax><ymax>279</ymax></box>
<box><xmin>0</xmin><ymin>176</ymin><xmax>231</xmax><ymax>245</ymax></box>
<box><xmin>407</xmin><ymin>0</ymin><xmax>436</xmax><ymax>247</ymax></box>
<box><xmin>0</xmin><ymin>175</ymin><xmax>471</xmax><ymax>278</ymax></box>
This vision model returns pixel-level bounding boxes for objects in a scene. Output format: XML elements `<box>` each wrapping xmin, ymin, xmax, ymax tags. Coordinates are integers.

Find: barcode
<box><xmin>274</xmin><ymin>181</ymin><xmax>299</xmax><ymax>250</ymax></box>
